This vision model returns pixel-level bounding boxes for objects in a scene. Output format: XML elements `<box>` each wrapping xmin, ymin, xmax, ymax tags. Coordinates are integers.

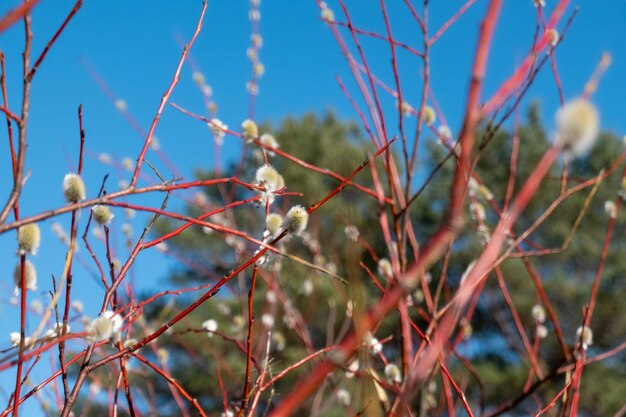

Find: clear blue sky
<box><xmin>0</xmin><ymin>0</ymin><xmax>624</xmax><ymax>414</ymax></box>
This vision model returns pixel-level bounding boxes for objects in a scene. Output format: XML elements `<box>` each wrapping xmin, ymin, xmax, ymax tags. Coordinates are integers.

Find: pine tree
<box><xmin>81</xmin><ymin>109</ymin><xmax>626</xmax><ymax>416</ymax></box>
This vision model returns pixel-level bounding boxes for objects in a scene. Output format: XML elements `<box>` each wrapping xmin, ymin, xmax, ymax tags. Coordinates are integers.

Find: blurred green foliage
<box><xmin>81</xmin><ymin>109</ymin><xmax>626</xmax><ymax>416</ymax></box>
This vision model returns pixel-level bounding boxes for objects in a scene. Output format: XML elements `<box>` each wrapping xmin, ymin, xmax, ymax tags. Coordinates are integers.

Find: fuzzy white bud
<box><xmin>576</xmin><ymin>325</ymin><xmax>593</xmax><ymax>349</ymax></box>
<box><xmin>44</xmin><ymin>322</ymin><xmax>70</xmax><ymax>339</ymax></box>
<box><xmin>366</xmin><ymin>332</ymin><xmax>382</xmax><ymax>354</ymax></box>
<box><xmin>266</xmin><ymin>213</ymin><xmax>283</xmax><ymax>236</ymax></box>
<box><xmin>114</xmin><ymin>99</ymin><xmax>127</xmax><ymax>112</ymax></box>
<box><xmin>261</xmin><ymin>313</ymin><xmax>275</xmax><ymax>329</ymax></box>
<box><xmin>10</xmin><ymin>332</ymin><xmax>32</xmax><ymax>348</ymax></box>
<box><xmin>71</xmin><ymin>300</ymin><xmax>83</xmax><ymax>313</ymax></box>
<box><xmin>86</xmin><ymin>311</ymin><xmax>122</xmax><ymax>343</ymax></box>
<box><xmin>256</xmin><ymin>165</ymin><xmax>281</xmax><ymax>192</ymax></box>
<box><xmin>17</xmin><ymin>223</ymin><xmax>41</xmax><ymax>255</ymax></box>
<box><xmin>254</xmin><ymin>62</ymin><xmax>265</xmax><ymax>77</ymax></box>
<box><xmin>421</xmin><ymin>106</ymin><xmax>436</xmax><ymax>126</ymax></box>
<box><xmin>192</xmin><ymin>71</ymin><xmax>205</xmax><ymax>86</ymax></box>
<box><xmin>537</xmin><ymin>324</ymin><xmax>548</xmax><ymax>339</ymax></box>
<box><xmin>98</xmin><ymin>153</ymin><xmax>111</xmax><ymax>164</ymax></box>
<box><xmin>344</xmin><ymin>225</ymin><xmax>359</xmax><ymax>242</ymax></box>
<box><xmin>604</xmin><ymin>200</ymin><xmax>617</xmax><ymax>219</ymax></box>
<box><xmin>86</xmin><ymin>317</ymin><xmax>113</xmax><ymax>342</ymax></box>
<box><xmin>251</xmin><ymin>34</ymin><xmax>263</xmax><ymax>48</ymax></box>
<box><xmin>9</xmin><ymin>332</ymin><xmax>21</xmax><ymax>347</ymax></box>
<box><xmin>321</xmin><ymin>5</ymin><xmax>335</xmax><ymax>23</ymax></box>
<box><xmin>259</xmin><ymin>133</ymin><xmax>279</xmax><ymax>154</ymax></box>
<box><xmin>299</xmin><ymin>279</ymin><xmax>314</xmax><ymax>296</ymax></box>
<box><xmin>123</xmin><ymin>157</ymin><xmax>133</xmax><ymax>171</ymax></box>
<box><xmin>202</xmin><ymin>319</ymin><xmax>218</xmax><ymax>337</ymax></box>
<box><xmin>377</xmin><ymin>258</ymin><xmax>393</xmax><ymax>279</ymax></box>
<box><xmin>13</xmin><ymin>260</ymin><xmax>37</xmax><ymax>294</ymax></box>
<box><xmin>92</xmin><ymin>205</ymin><xmax>114</xmax><ymax>226</ymax></box>
<box><xmin>398</xmin><ymin>100</ymin><xmax>414</xmax><ymax>116</ymax></box>
<box><xmin>531</xmin><ymin>304</ymin><xmax>546</xmax><ymax>323</ymax></box>
<box><xmin>555</xmin><ymin>99</ymin><xmax>599</xmax><ymax>156</ymax></box>
<box><xmin>437</xmin><ymin>125</ymin><xmax>452</xmax><ymax>143</ymax></box>
<box><xmin>209</xmin><ymin>118</ymin><xmax>227</xmax><ymax>146</ymax></box>
<box><xmin>286</xmin><ymin>205</ymin><xmax>309</xmax><ymax>235</ymax></box>
<box><xmin>336</xmin><ymin>389</ymin><xmax>350</xmax><ymax>406</ymax></box>
<box><xmin>249</xmin><ymin>9</ymin><xmax>260</xmax><ymax>22</ymax></box>
<box><xmin>345</xmin><ymin>359</ymin><xmax>359</xmax><ymax>378</ymax></box>
<box><xmin>246</xmin><ymin>81</ymin><xmax>259</xmax><ymax>96</ymax></box>
<box><xmin>385</xmin><ymin>363</ymin><xmax>402</xmax><ymax>384</ymax></box>
<box><xmin>242</xmin><ymin>119</ymin><xmax>259</xmax><ymax>141</ymax></box>
<box><xmin>63</xmin><ymin>173</ymin><xmax>86</xmax><ymax>203</ymax></box>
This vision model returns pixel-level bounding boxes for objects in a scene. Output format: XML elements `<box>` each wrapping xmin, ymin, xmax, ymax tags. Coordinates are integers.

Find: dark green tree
<box><xmin>136</xmin><ymin>113</ymin><xmax>387</xmax><ymax>417</ymax></box>
<box><xmin>80</xmin><ymin>109</ymin><xmax>626</xmax><ymax>417</ymax></box>
<box><xmin>415</xmin><ymin>104</ymin><xmax>626</xmax><ymax>416</ymax></box>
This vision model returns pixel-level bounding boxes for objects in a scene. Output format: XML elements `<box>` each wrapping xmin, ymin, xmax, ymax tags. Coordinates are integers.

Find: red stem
<box><xmin>129</xmin><ymin>1</ymin><xmax>207</xmax><ymax>188</ymax></box>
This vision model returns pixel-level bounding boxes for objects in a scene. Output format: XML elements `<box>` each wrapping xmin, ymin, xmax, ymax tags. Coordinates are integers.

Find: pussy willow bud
<box><xmin>259</xmin><ymin>133</ymin><xmax>279</xmax><ymax>154</ymax></box>
<box><xmin>377</xmin><ymin>258</ymin><xmax>392</xmax><ymax>279</ymax></box>
<box><xmin>202</xmin><ymin>319</ymin><xmax>218</xmax><ymax>337</ymax></box>
<box><xmin>256</xmin><ymin>165</ymin><xmax>281</xmax><ymax>191</ymax></box>
<box><xmin>555</xmin><ymin>99</ymin><xmax>599</xmax><ymax>156</ymax></box>
<box><xmin>242</xmin><ymin>119</ymin><xmax>259</xmax><ymax>142</ymax></box>
<box><xmin>266</xmin><ymin>213</ymin><xmax>283</xmax><ymax>236</ymax></box>
<box><xmin>286</xmin><ymin>205</ymin><xmax>309</xmax><ymax>235</ymax></box>
<box><xmin>91</xmin><ymin>205</ymin><xmax>114</xmax><ymax>226</ymax></box>
<box><xmin>531</xmin><ymin>304</ymin><xmax>546</xmax><ymax>323</ymax></box>
<box><xmin>576</xmin><ymin>325</ymin><xmax>593</xmax><ymax>348</ymax></box>
<box><xmin>385</xmin><ymin>363</ymin><xmax>402</xmax><ymax>384</ymax></box>
<box><xmin>321</xmin><ymin>4</ymin><xmax>335</xmax><ymax>23</ymax></box>
<box><xmin>17</xmin><ymin>223</ymin><xmax>41</xmax><ymax>255</ymax></box>
<box><xmin>421</xmin><ymin>106</ymin><xmax>436</xmax><ymax>126</ymax></box>
<box><xmin>63</xmin><ymin>173</ymin><xmax>86</xmax><ymax>203</ymax></box>
<box><xmin>13</xmin><ymin>260</ymin><xmax>37</xmax><ymax>294</ymax></box>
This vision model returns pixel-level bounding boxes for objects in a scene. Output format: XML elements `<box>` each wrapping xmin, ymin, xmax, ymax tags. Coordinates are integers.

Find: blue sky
<box><xmin>0</xmin><ymin>0</ymin><xmax>624</xmax><ymax>414</ymax></box>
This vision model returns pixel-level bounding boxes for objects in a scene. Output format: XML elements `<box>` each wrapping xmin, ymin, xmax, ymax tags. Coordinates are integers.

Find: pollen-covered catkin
<box><xmin>385</xmin><ymin>363</ymin><xmax>402</xmax><ymax>384</ymax></box>
<box><xmin>377</xmin><ymin>258</ymin><xmax>392</xmax><ymax>279</ymax></box>
<box><xmin>320</xmin><ymin>3</ymin><xmax>335</xmax><ymax>23</ymax></box>
<box><xmin>437</xmin><ymin>125</ymin><xmax>452</xmax><ymax>142</ymax></box>
<box><xmin>87</xmin><ymin>311</ymin><xmax>122</xmax><ymax>343</ymax></box>
<box><xmin>87</xmin><ymin>317</ymin><xmax>114</xmax><ymax>342</ymax></box>
<box><xmin>209</xmin><ymin>118</ymin><xmax>227</xmax><ymax>146</ymax></box>
<box><xmin>242</xmin><ymin>119</ymin><xmax>259</xmax><ymax>141</ymax></box>
<box><xmin>63</xmin><ymin>173</ymin><xmax>86</xmax><ymax>203</ymax></box>
<box><xmin>92</xmin><ymin>205</ymin><xmax>114</xmax><ymax>226</ymax></box>
<box><xmin>576</xmin><ymin>325</ymin><xmax>593</xmax><ymax>348</ymax></box>
<box><xmin>555</xmin><ymin>99</ymin><xmax>599</xmax><ymax>156</ymax></box>
<box><xmin>266</xmin><ymin>213</ymin><xmax>283</xmax><ymax>236</ymax></box>
<box><xmin>286</xmin><ymin>205</ymin><xmax>309</xmax><ymax>235</ymax></box>
<box><xmin>531</xmin><ymin>305</ymin><xmax>546</xmax><ymax>323</ymax></box>
<box><xmin>256</xmin><ymin>165</ymin><xmax>280</xmax><ymax>191</ymax></box>
<box><xmin>604</xmin><ymin>201</ymin><xmax>617</xmax><ymax>218</ymax></box>
<box><xmin>421</xmin><ymin>106</ymin><xmax>436</xmax><ymax>126</ymax></box>
<box><xmin>17</xmin><ymin>223</ymin><xmax>41</xmax><ymax>255</ymax></box>
<box><xmin>259</xmin><ymin>133</ymin><xmax>279</xmax><ymax>156</ymax></box>
<box><xmin>13</xmin><ymin>260</ymin><xmax>37</xmax><ymax>293</ymax></box>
